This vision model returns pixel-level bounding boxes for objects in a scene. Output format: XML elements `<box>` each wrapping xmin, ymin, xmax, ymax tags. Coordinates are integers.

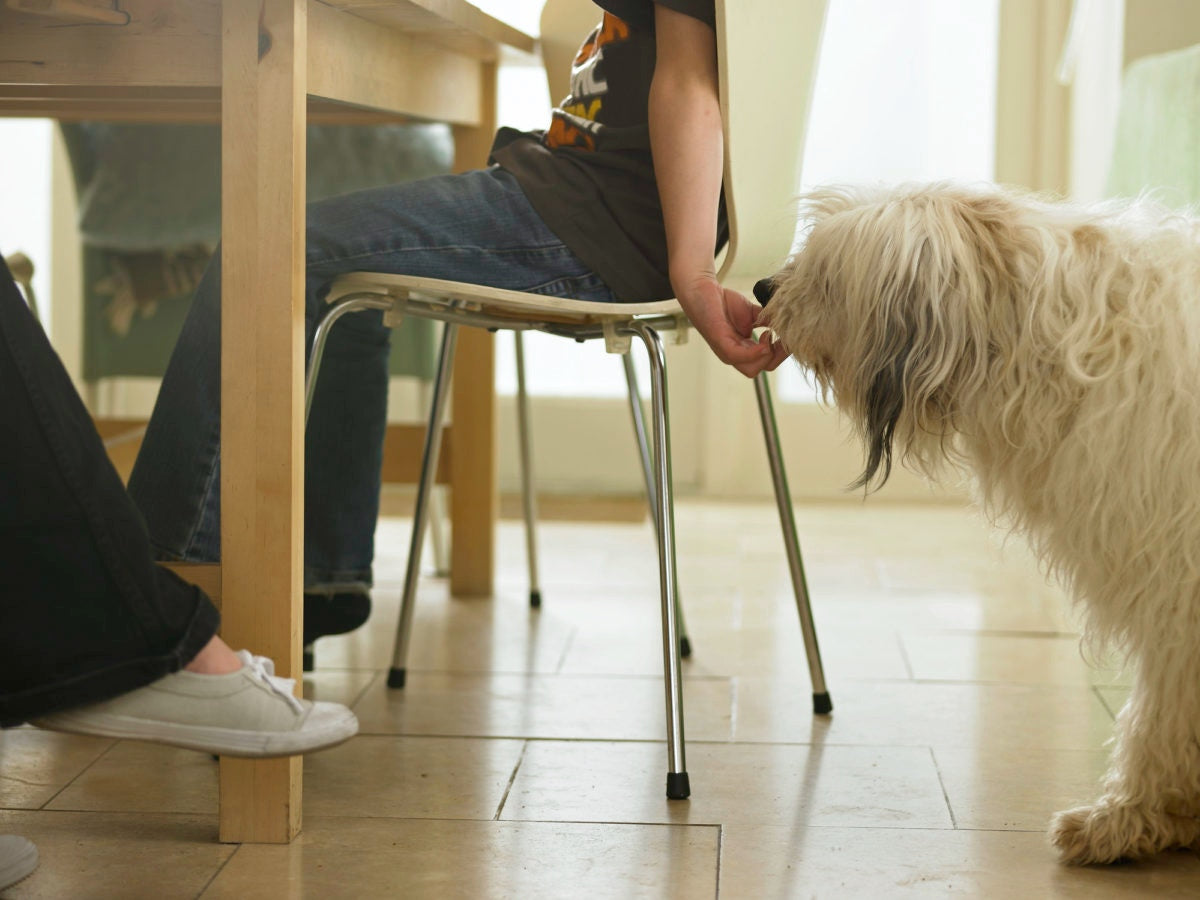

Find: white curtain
<box><xmin>780</xmin><ymin>0</ymin><xmax>1000</xmax><ymax>402</ymax></box>
<box><xmin>1058</xmin><ymin>0</ymin><xmax>1126</xmax><ymax>202</ymax></box>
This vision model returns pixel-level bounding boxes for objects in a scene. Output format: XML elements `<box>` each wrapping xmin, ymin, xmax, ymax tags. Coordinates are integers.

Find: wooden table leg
<box><xmin>217</xmin><ymin>0</ymin><xmax>306</xmax><ymax>844</ymax></box>
<box><xmin>449</xmin><ymin>60</ymin><xmax>499</xmax><ymax>598</ymax></box>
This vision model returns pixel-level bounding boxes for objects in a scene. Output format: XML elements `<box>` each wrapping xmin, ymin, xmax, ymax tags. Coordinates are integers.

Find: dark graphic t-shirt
<box><xmin>490</xmin><ymin>0</ymin><xmax>723</xmax><ymax>300</ymax></box>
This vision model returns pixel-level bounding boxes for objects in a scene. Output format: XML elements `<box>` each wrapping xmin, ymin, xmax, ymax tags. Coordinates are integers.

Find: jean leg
<box><xmin>130</xmin><ymin>166</ymin><xmax>616</xmax><ymax>590</ymax></box>
<box><xmin>128</xmin><ymin>256</ymin><xmax>224</xmax><ymax>563</ymax></box>
<box><xmin>0</xmin><ymin>257</ymin><xmax>218</xmax><ymax>727</ymax></box>
<box><xmin>302</xmin><ymin>305</ymin><xmax>389</xmax><ymax>591</ymax></box>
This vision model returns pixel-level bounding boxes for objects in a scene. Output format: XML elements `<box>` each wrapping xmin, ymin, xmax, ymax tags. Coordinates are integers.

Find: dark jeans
<box><xmin>0</xmin><ymin>255</ymin><xmax>219</xmax><ymax>727</ymax></box>
<box><xmin>127</xmin><ymin>167</ymin><xmax>616</xmax><ymax>593</ymax></box>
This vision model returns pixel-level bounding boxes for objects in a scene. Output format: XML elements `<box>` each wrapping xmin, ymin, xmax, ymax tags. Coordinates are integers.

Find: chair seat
<box><xmin>328</xmin><ymin>271</ymin><xmax>684</xmax><ymax>325</ymax></box>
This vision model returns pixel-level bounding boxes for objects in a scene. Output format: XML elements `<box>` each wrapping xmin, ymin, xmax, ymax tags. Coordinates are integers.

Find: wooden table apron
<box><xmin>0</xmin><ymin>0</ymin><xmax>531</xmax><ymax>843</ymax></box>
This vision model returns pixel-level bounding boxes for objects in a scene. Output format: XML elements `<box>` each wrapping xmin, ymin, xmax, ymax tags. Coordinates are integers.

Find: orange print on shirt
<box><xmin>545</xmin><ymin>13</ymin><xmax>630</xmax><ymax>151</ymax></box>
<box><xmin>573</xmin><ymin>13</ymin><xmax>631</xmax><ymax>66</ymax></box>
<box><xmin>546</xmin><ymin>116</ymin><xmax>595</xmax><ymax>150</ymax></box>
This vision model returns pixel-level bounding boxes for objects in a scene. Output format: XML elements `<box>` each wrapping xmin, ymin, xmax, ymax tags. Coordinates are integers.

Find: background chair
<box><xmin>3</xmin><ymin>251</ymin><xmax>37</xmax><ymax>318</ymax></box>
<box><xmin>54</xmin><ymin>118</ymin><xmax>460</xmax><ymax>600</ymax></box>
<box><xmin>305</xmin><ymin>0</ymin><xmax>832</xmax><ymax>800</ymax></box>
<box><xmin>54</xmin><ymin>121</ymin><xmax>451</xmax><ymax>474</ymax></box>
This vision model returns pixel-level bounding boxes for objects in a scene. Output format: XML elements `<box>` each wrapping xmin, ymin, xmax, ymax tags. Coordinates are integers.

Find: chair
<box><xmin>306</xmin><ymin>0</ymin><xmax>832</xmax><ymax>800</ymax></box>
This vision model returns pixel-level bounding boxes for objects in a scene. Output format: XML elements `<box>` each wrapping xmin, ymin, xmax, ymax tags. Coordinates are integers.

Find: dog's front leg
<box><xmin>1050</xmin><ymin>637</ymin><xmax>1200</xmax><ymax>864</ymax></box>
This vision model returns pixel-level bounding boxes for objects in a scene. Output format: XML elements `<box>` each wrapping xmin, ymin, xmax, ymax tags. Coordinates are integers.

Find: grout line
<box><xmin>492</xmin><ymin>741</ymin><xmax>528</xmax><ymax>821</ymax></box>
<box><xmin>895</xmin><ymin>632</ymin><xmax>915</xmax><ymax>680</ymax></box>
<box><xmin>713</xmin><ymin>824</ymin><xmax>724</xmax><ymax>900</ymax></box>
<box><xmin>347</xmin><ymin>669</ymin><xmax>384</xmax><ymax>709</ymax></box>
<box><xmin>367</xmin><ymin>668</ymin><xmax>733</xmax><ymax>683</ymax></box>
<box><xmin>1093</xmin><ymin>685</ymin><xmax>1122</xmax><ymax>721</ymax></box>
<box><xmin>38</xmin><ymin>736</ymin><xmax>120</xmax><ymax>810</ymax></box>
<box><xmin>727</xmin><ymin>677</ymin><xmax>739</xmax><ymax>742</ymax></box>
<box><xmin>346</xmin><ymin>732</ymin><xmax>980</xmax><ymax>752</ymax></box>
<box><xmin>908</xmin><ymin>628</ymin><xmax>1083</xmax><ymax>640</ymax></box>
<box><xmin>553</xmin><ymin>628</ymin><xmax>578</xmax><ymax>675</ymax></box>
<box><xmin>928</xmin><ymin>746</ymin><xmax>958</xmax><ymax>830</ymax></box>
<box><xmin>195</xmin><ymin>843</ymin><xmax>242</xmax><ymax>898</ymax></box>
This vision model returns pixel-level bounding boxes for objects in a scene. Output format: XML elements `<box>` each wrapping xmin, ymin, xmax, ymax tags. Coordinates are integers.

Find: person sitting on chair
<box><xmin>126</xmin><ymin>0</ymin><xmax>788</xmax><ymax>661</ymax></box>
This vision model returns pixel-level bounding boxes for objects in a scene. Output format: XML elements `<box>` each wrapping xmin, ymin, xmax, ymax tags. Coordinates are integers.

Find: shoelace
<box><xmin>236</xmin><ymin>650</ymin><xmax>305</xmax><ymax>714</ymax></box>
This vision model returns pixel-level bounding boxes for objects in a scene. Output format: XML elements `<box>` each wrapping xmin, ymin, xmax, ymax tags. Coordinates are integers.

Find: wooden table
<box><xmin>0</xmin><ymin>0</ymin><xmax>532</xmax><ymax>843</ymax></box>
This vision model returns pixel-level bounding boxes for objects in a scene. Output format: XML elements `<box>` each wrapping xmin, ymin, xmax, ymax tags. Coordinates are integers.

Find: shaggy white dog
<box><xmin>757</xmin><ymin>182</ymin><xmax>1200</xmax><ymax>865</ymax></box>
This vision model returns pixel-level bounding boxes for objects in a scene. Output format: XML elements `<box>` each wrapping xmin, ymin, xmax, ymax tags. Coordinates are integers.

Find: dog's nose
<box><xmin>753</xmin><ymin>277</ymin><xmax>776</xmax><ymax>306</ymax></box>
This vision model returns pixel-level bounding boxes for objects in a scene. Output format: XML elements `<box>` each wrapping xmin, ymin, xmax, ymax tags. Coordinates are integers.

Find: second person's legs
<box><xmin>129</xmin><ymin>166</ymin><xmax>614</xmax><ymax>596</ymax></box>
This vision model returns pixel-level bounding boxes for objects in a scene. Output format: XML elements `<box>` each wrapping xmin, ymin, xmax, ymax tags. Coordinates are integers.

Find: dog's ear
<box><xmin>851</xmin><ymin>345</ymin><xmax>910</xmax><ymax>492</ymax></box>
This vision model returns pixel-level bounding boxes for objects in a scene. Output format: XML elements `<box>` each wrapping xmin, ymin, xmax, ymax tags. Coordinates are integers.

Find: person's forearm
<box><xmin>647</xmin><ymin>6</ymin><xmax>781</xmax><ymax>376</ymax></box>
<box><xmin>648</xmin><ymin>5</ymin><xmax>724</xmax><ymax>294</ymax></box>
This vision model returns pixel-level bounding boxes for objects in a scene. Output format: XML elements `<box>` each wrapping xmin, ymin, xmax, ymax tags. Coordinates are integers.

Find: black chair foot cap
<box><xmin>813</xmin><ymin>692</ymin><xmax>833</xmax><ymax>715</ymax></box>
<box><xmin>680</xmin><ymin>637</ymin><xmax>692</xmax><ymax>658</ymax></box>
<box><xmin>387</xmin><ymin>667</ymin><xmax>407</xmax><ymax>689</ymax></box>
<box><xmin>666</xmin><ymin>772</ymin><xmax>691</xmax><ymax>800</ymax></box>
<box><xmin>530</xmin><ymin>590</ymin><xmax>542</xmax><ymax>609</ymax></box>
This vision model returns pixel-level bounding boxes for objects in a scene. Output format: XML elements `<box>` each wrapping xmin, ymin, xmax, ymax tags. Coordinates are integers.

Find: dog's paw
<box><xmin>1050</xmin><ymin>805</ymin><xmax>1129</xmax><ymax>865</ymax></box>
<box><xmin>1050</xmin><ymin>803</ymin><xmax>1200</xmax><ymax>865</ymax></box>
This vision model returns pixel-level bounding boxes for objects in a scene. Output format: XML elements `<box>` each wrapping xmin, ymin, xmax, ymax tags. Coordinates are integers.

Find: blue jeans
<box><xmin>128</xmin><ymin>167</ymin><xmax>616</xmax><ymax>592</ymax></box>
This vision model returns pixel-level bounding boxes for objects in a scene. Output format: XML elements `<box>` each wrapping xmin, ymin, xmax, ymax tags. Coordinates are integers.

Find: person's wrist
<box><xmin>669</xmin><ymin>265</ymin><xmax>717</xmax><ymax>303</ymax></box>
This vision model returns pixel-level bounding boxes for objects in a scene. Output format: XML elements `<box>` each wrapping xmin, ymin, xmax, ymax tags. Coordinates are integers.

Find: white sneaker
<box><xmin>33</xmin><ymin>651</ymin><xmax>357</xmax><ymax>757</ymax></box>
<box><xmin>0</xmin><ymin>836</ymin><xmax>38</xmax><ymax>892</ymax></box>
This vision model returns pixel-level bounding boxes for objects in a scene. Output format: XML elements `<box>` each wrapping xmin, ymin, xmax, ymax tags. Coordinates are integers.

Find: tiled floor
<box><xmin>5</xmin><ymin>500</ymin><xmax>1200</xmax><ymax>898</ymax></box>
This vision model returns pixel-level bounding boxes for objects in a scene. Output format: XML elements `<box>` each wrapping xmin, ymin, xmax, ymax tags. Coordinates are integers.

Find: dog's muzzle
<box><xmin>753</xmin><ymin>277</ymin><xmax>777</xmax><ymax>306</ymax></box>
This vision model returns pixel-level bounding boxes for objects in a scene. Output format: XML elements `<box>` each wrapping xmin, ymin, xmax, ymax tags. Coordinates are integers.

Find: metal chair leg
<box><xmin>417</xmin><ymin>380</ymin><xmax>451</xmax><ymax>578</ymax></box>
<box><xmin>388</xmin><ymin>321</ymin><xmax>459</xmax><ymax>689</ymax></box>
<box><xmin>513</xmin><ymin>332</ymin><xmax>542</xmax><ymax>608</ymax></box>
<box><xmin>753</xmin><ymin>373</ymin><xmax>832</xmax><ymax>715</ymax></box>
<box><xmin>302</xmin><ymin>295</ymin><xmax>404</xmax><ymax>671</ymax></box>
<box><xmin>304</xmin><ymin>295</ymin><xmax>393</xmax><ymax>426</ymax></box>
<box><xmin>621</xmin><ymin>353</ymin><xmax>691</xmax><ymax>657</ymax></box>
<box><xmin>628</xmin><ymin>322</ymin><xmax>689</xmax><ymax>800</ymax></box>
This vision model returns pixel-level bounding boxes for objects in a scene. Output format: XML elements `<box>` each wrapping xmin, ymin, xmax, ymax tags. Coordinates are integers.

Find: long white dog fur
<box><xmin>761</xmin><ymin>182</ymin><xmax>1200</xmax><ymax>865</ymax></box>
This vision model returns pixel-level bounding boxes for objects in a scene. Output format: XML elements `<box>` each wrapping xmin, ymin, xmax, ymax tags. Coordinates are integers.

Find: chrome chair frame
<box><xmin>304</xmin><ymin>283</ymin><xmax>831</xmax><ymax>800</ymax></box>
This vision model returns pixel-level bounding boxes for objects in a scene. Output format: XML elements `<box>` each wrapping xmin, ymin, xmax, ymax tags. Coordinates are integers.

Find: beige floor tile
<box><xmin>7</xmin><ymin>499</ymin><xmax>1194</xmax><ymax>897</ymax></box>
<box><xmin>42</xmin><ymin>736</ymin><xmax>526</xmax><ymax>822</ymax></box>
<box><xmin>559</xmin><ymin>622</ymin><xmax>909</xmax><ymax>681</ymax></box>
<box><xmin>46</xmin><ymin>742</ymin><xmax>217</xmax><ymax>815</ymax></box>
<box><xmin>717</xmin><ymin>824</ymin><xmax>1200</xmax><ymax>899</ymax></box>
<box><xmin>303</xmin><ymin>735</ymin><xmax>524</xmax><ymax>819</ymax></box>
<box><xmin>0</xmin><ymin>810</ymin><xmax>232</xmax><ymax>900</ymax></box>
<box><xmin>202</xmin><ymin>816</ymin><xmax>718</xmax><ymax>900</ymax></box>
<box><xmin>808</xmin><ymin>587</ymin><xmax>1076</xmax><ymax>634</ymax></box>
<box><xmin>301</xmin><ymin>669</ymin><xmax>379</xmax><ymax>705</ymax></box>
<box><xmin>933</xmin><ymin>745</ymin><xmax>1111</xmax><ymax>831</ymax></box>
<box><xmin>901</xmin><ymin>632</ymin><xmax>1131</xmax><ymax>687</ymax></box>
<box><xmin>501</xmin><ymin>740</ymin><xmax>952</xmax><ymax>829</ymax></box>
<box><xmin>351</xmin><ymin>671</ymin><xmax>734</xmax><ymax>741</ymax></box>
<box><xmin>732</xmin><ymin>678</ymin><xmax>1116</xmax><ymax>751</ymax></box>
<box><xmin>382</xmin><ymin>518</ymin><xmax>665</xmax><ymax>595</ymax></box>
<box><xmin>0</xmin><ymin>728</ymin><xmax>112</xmax><ymax>810</ymax></box>
<box><xmin>310</xmin><ymin>583</ymin><xmax>574</xmax><ymax>675</ymax></box>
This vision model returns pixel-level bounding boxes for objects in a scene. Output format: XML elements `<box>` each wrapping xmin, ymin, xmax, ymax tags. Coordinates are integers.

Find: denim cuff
<box><xmin>303</xmin><ymin>569</ymin><xmax>372</xmax><ymax>596</ymax></box>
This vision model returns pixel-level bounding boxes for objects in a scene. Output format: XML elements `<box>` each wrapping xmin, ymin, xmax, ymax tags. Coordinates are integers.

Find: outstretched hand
<box><xmin>675</xmin><ymin>275</ymin><xmax>789</xmax><ymax>377</ymax></box>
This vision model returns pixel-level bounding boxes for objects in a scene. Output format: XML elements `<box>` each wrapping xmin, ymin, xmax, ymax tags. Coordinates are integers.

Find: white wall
<box><xmin>0</xmin><ymin>120</ymin><xmax>54</xmax><ymax>333</ymax></box>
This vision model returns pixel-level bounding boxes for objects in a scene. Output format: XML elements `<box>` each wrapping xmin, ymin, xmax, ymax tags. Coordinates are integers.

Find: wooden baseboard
<box><xmin>379</xmin><ymin>488</ymin><xmax>647</xmax><ymax>523</ymax></box>
<box><xmin>95</xmin><ymin>416</ymin><xmax>442</xmax><ymax>486</ymax></box>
